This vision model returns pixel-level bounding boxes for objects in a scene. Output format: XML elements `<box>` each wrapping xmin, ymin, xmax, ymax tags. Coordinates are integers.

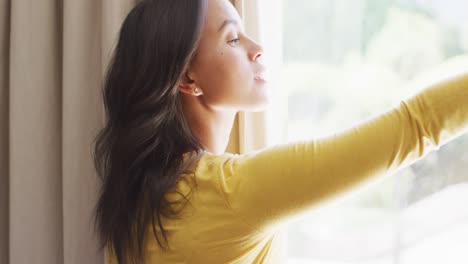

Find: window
<box><xmin>259</xmin><ymin>0</ymin><xmax>468</xmax><ymax>263</ymax></box>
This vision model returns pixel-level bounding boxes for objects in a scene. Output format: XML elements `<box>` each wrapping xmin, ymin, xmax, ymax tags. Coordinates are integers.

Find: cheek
<box><xmin>215</xmin><ymin>53</ymin><xmax>252</xmax><ymax>100</ymax></box>
<box><xmin>218</xmin><ymin>51</ymin><xmax>251</xmax><ymax>86</ymax></box>
<box><xmin>195</xmin><ymin>49</ymin><xmax>255</xmax><ymax>108</ymax></box>
<box><xmin>202</xmin><ymin>51</ymin><xmax>246</xmax><ymax>90</ymax></box>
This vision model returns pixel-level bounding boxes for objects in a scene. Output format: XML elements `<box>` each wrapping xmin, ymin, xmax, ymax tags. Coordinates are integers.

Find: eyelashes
<box><xmin>228</xmin><ymin>38</ymin><xmax>240</xmax><ymax>45</ymax></box>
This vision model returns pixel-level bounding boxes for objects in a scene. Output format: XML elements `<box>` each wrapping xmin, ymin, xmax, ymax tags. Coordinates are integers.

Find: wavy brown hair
<box><xmin>91</xmin><ymin>0</ymin><xmax>208</xmax><ymax>263</ymax></box>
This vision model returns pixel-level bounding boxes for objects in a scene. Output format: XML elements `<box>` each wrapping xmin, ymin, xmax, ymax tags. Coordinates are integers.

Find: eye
<box><xmin>228</xmin><ymin>37</ymin><xmax>240</xmax><ymax>46</ymax></box>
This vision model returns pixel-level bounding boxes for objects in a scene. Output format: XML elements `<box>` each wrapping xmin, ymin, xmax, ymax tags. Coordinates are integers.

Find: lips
<box><xmin>254</xmin><ymin>71</ymin><xmax>267</xmax><ymax>81</ymax></box>
<box><xmin>254</xmin><ymin>76</ymin><xmax>266</xmax><ymax>82</ymax></box>
<box><xmin>254</xmin><ymin>74</ymin><xmax>264</xmax><ymax>79</ymax></box>
<box><xmin>254</xmin><ymin>75</ymin><xmax>267</xmax><ymax>84</ymax></box>
<box><xmin>254</xmin><ymin>64</ymin><xmax>268</xmax><ymax>82</ymax></box>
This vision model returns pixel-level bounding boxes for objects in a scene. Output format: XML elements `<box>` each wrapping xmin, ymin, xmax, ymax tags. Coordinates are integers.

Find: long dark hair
<box><xmin>91</xmin><ymin>0</ymin><xmax>208</xmax><ymax>263</ymax></box>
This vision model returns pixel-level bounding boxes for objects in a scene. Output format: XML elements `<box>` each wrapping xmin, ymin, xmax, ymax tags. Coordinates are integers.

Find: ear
<box><xmin>178</xmin><ymin>68</ymin><xmax>203</xmax><ymax>96</ymax></box>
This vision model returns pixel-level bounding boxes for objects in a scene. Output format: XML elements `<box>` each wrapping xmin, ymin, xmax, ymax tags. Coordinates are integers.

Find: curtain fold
<box><xmin>0</xmin><ymin>1</ymin><xmax>138</xmax><ymax>263</ymax></box>
<box><xmin>0</xmin><ymin>0</ymin><xmax>10</xmax><ymax>262</ymax></box>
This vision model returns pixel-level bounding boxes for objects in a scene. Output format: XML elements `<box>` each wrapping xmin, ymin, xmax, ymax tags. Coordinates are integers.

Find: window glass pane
<box><xmin>280</xmin><ymin>0</ymin><xmax>468</xmax><ymax>262</ymax></box>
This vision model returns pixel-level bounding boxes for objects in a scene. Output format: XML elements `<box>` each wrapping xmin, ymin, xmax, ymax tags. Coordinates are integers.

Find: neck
<box><xmin>180</xmin><ymin>95</ymin><xmax>237</xmax><ymax>155</ymax></box>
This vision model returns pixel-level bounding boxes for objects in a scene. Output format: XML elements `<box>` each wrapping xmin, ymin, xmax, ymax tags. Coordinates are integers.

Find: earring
<box><xmin>194</xmin><ymin>87</ymin><xmax>200</xmax><ymax>93</ymax></box>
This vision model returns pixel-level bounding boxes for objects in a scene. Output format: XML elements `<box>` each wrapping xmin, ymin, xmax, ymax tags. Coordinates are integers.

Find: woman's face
<box><xmin>180</xmin><ymin>0</ymin><xmax>269</xmax><ymax>112</ymax></box>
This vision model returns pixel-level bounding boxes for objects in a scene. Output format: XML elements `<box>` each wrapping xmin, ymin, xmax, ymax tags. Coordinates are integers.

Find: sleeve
<box><xmin>217</xmin><ymin>72</ymin><xmax>468</xmax><ymax>232</ymax></box>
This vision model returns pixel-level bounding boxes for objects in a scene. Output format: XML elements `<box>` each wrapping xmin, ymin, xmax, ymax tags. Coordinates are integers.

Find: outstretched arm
<box><xmin>217</xmin><ymin>72</ymin><xmax>468</xmax><ymax>232</ymax></box>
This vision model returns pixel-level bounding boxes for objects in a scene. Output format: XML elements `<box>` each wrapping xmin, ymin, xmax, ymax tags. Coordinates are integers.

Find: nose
<box><xmin>249</xmin><ymin>41</ymin><xmax>264</xmax><ymax>62</ymax></box>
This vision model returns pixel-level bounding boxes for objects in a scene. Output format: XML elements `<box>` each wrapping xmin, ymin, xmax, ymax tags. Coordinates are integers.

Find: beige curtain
<box><xmin>0</xmin><ymin>0</ymin><xmax>139</xmax><ymax>263</ymax></box>
<box><xmin>0</xmin><ymin>0</ymin><xmax>266</xmax><ymax>263</ymax></box>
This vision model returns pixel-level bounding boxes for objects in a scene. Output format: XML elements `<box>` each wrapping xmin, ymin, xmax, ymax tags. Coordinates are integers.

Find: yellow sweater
<box><xmin>107</xmin><ymin>73</ymin><xmax>468</xmax><ymax>263</ymax></box>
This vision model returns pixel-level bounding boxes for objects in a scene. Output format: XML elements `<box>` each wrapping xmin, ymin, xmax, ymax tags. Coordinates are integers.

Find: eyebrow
<box><xmin>217</xmin><ymin>19</ymin><xmax>238</xmax><ymax>33</ymax></box>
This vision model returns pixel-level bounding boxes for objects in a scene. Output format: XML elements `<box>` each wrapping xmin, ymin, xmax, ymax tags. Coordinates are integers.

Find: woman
<box><xmin>92</xmin><ymin>0</ymin><xmax>468</xmax><ymax>263</ymax></box>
